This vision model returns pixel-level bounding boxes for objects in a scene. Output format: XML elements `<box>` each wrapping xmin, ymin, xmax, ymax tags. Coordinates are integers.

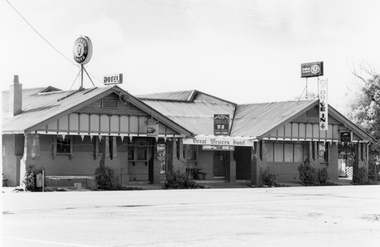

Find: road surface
<box><xmin>2</xmin><ymin>185</ymin><xmax>380</xmax><ymax>246</ymax></box>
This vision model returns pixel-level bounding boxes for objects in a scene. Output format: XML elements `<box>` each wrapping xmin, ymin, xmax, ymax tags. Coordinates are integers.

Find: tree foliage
<box><xmin>347</xmin><ymin>66</ymin><xmax>380</xmax><ymax>155</ymax></box>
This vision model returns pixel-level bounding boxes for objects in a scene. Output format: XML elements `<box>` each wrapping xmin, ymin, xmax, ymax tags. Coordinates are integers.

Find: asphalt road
<box><xmin>2</xmin><ymin>186</ymin><xmax>380</xmax><ymax>247</ymax></box>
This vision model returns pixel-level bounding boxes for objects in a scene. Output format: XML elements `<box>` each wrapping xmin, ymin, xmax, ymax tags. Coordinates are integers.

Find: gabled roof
<box><xmin>137</xmin><ymin>89</ymin><xmax>236</xmax><ymax>105</ymax></box>
<box><xmin>2</xmin><ymin>86</ymin><xmax>193</xmax><ymax>136</ymax></box>
<box><xmin>140</xmin><ymin>90</ymin><xmax>374</xmax><ymax>142</ymax></box>
<box><xmin>3</xmin><ymin>86</ymin><xmax>374</xmax><ymax>143</ymax></box>
<box><xmin>231</xmin><ymin>100</ymin><xmax>318</xmax><ymax>137</ymax></box>
<box><xmin>138</xmin><ymin>90</ymin><xmax>236</xmax><ymax>135</ymax></box>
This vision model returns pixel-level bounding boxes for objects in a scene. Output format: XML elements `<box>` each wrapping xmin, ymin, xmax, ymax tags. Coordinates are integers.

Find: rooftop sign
<box><xmin>104</xmin><ymin>73</ymin><xmax>123</xmax><ymax>85</ymax></box>
<box><xmin>73</xmin><ymin>36</ymin><xmax>93</xmax><ymax>65</ymax></box>
<box><xmin>301</xmin><ymin>61</ymin><xmax>323</xmax><ymax>78</ymax></box>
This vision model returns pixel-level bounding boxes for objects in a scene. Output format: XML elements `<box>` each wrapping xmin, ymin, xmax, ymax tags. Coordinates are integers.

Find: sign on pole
<box><xmin>319</xmin><ymin>79</ymin><xmax>328</xmax><ymax>130</ymax></box>
<box><xmin>214</xmin><ymin>114</ymin><xmax>229</xmax><ymax>136</ymax></box>
<box><xmin>301</xmin><ymin>61</ymin><xmax>323</xmax><ymax>78</ymax></box>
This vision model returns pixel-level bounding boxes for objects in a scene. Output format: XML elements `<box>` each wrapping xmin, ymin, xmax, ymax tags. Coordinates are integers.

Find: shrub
<box><xmin>368</xmin><ymin>162</ymin><xmax>379</xmax><ymax>181</ymax></box>
<box><xmin>298</xmin><ymin>158</ymin><xmax>316</xmax><ymax>185</ymax></box>
<box><xmin>164</xmin><ymin>171</ymin><xmax>198</xmax><ymax>189</ymax></box>
<box><xmin>23</xmin><ymin>166</ymin><xmax>36</xmax><ymax>191</ymax></box>
<box><xmin>353</xmin><ymin>167</ymin><xmax>367</xmax><ymax>184</ymax></box>
<box><xmin>261</xmin><ymin>167</ymin><xmax>277</xmax><ymax>186</ymax></box>
<box><xmin>319</xmin><ymin>167</ymin><xmax>329</xmax><ymax>184</ymax></box>
<box><xmin>95</xmin><ymin>166</ymin><xmax>114</xmax><ymax>190</ymax></box>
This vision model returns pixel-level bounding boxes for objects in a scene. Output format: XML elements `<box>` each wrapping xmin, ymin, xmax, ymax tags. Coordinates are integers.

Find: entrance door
<box><xmin>235</xmin><ymin>147</ymin><xmax>251</xmax><ymax>180</ymax></box>
<box><xmin>213</xmin><ymin>151</ymin><xmax>229</xmax><ymax>178</ymax></box>
<box><xmin>128</xmin><ymin>139</ymin><xmax>149</xmax><ymax>181</ymax></box>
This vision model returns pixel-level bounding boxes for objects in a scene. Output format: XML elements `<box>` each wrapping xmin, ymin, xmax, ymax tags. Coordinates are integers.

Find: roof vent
<box><xmin>38</xmin><ymin>86</ymin><xmax>62</xmax><ymax>94</ymax></box>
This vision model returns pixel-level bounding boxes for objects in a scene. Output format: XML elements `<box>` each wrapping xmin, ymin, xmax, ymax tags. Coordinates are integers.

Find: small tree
<box><xmin>23</xmin><ymin>165</ymin><xmax>36</xmax><ymax>191</ymax></box>
<box><xmin>261</xmin><ymin>167</ymin><xmax>277</xmax><ymax>186</ymax></box>
<box><xmin>95</xmin><ymin>166</ymin><xmax>114</xmax><ymax>190</ymax></box>
<box><xmin>298</xmin><ymin>158</ymin><xmax>316</xmax><ymax>185</ymax></box>
<box><xmin>348</xmin><ymin>65</ymin><xmax>379</xmax><ymax>156</ymax></box>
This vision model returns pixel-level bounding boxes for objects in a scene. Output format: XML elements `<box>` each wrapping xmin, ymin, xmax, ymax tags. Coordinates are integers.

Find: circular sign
<box><xmin>310</xmin><ymin>64</ymin><xmax>321</xmax><ymax>75</ymax></box>
<box><xmin>73</xmin><ymin>36</ymin><xmax>93</xmax><ymax>64</ymax></box>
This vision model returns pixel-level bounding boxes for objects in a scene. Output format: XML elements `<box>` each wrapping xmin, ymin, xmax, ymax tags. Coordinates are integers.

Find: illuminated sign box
<box><xmin>301</xmin><ymin>61</ymin><xmax>323</xmax><ymax>78</ymax></box>
<box><xmin>340</xmin><ymin>131</ymin><xmax>352</xmax><ymax>142</ymax></box>
<box><xmin>214</xmin><ymin>114</ymin><xmax>229</xmax><ymax>136</ymax></box>
<box><xmin>202</xmin><ymin>145</ymin><xmax>235</xmax><ymax>151</ymax></box>
<box><xmin>104</xmin><ymin>73</ymin><xmax>123</xmax><ymax>85</ymax></box>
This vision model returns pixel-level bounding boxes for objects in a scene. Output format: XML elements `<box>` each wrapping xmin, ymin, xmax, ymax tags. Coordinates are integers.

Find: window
<box><xmin>187</xmin><ymin>145</ymin><xmax>197</xmax><ymax>161</ymax></box>
<box><xmin>136</xmin><ymin>141</ymin><xmax>147</xmax><ymax>160</ymax></box>
<box><xmin>263</xmin><ymin>141</ymin><xmax>312</xmax><ymax>163</ymax></box>
<box><xmin>57</xmin><ymin>136</ymin><xmax>71</xmax><ymax>154</ymax></box>
<box><xmin>264</xmin><ymin>142</ymin><xmax>274</xmax><ymax>162</ymax></box>
<box><xmin>274</xmin><ymin>143</ymin><xmax>283</xmax><ymax>162</ymax></box>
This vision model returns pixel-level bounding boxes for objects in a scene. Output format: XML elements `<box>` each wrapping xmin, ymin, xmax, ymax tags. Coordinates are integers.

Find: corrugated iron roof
<box><xmin>3</xmin><ymin>86</ymin><xmax>374</xmax><ymax>142</ymax></box>
<box><xmin>2</xmin><ymin>86</ymin><xmax>111</xmax><ymax>133</ymax></box>
<box><xmin>140</xmin><ymin>94</ymin><xmax>319</xmax><ymax>138</ymax></box>
<box><xmin>231</xmin><ymin>100</ymin><xmax>318</xmax><ymax>137</ymax></box>
<box><xmin>139</xmin><ymin>91</ymin><xmax>236</xmax><ymax>135</ymax></box>
<box><xmin>137</xmin><ymin>90</ymin><xmax>195</xmax><ymax>101</ymax></box>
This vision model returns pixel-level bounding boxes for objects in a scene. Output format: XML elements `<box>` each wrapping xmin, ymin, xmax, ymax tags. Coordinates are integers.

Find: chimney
<box><xmin>9</xmin><ymin>75</ymin><xmax>22</xmax><ymax>116</ymax></box>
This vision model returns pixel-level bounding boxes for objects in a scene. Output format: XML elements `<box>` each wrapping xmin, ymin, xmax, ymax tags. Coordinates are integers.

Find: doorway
<box><xmin>128</xmin><ymin>139</ymin><xmax>149</xmax><ymax>181</ymax></box>
<box><xmin>213</xmin><ymin>151</ymin><xmax>229</xmax><ymax>178</ymax></box>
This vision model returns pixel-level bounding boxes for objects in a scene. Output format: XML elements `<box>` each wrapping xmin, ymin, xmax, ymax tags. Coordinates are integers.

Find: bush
<box><xmin>368</xmin><ymin>162</ymin><xmax>379</xmax><ymax>181</ymax></box>
<box><xmin>353</xmin><ymin>167</ymin><xmax>367</xmax><ymax>184</ymax></box>
<box><xmin>298</xmin><ymin>158</ymin><xmax>316</xmax><ymax>185</ymax></box>
<box><xmin>23</xmin><ymin>166</ymin><xmax>36</xmax><ymax>191</ymax></box>
<box><xmin>262</xmin><ymin>167</ymin><xmax>277</xmax><ymax>186</ymax></box>
<box><xmin>164</xmin><ymin>171</ymin><xmax>198</xmax><ymax>189</ymax></box>
<box><xmin>95</xmin><ymin>166</ymin><xmax>114</xmax><ymax>190</ymax></box>
<box><xmin>319</xmin><ymin>167</ymin><xmax>329</xmax><ymax>184</ymax></box>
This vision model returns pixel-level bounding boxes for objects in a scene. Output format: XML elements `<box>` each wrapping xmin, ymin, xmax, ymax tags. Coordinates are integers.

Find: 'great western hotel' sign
<box><xmin>183</xmin><ymin>136</ymin><xmax>254</xmax><ymax>147</ymax></box>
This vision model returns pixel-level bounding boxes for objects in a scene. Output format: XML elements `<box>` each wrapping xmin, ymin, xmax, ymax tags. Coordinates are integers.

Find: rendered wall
<box><xmin>2</xmin><ymin>134</ymin><xmax>23</xmax><ymax>186</ymax></box>
<box><xmin>196</xmin><ymin>148</ymin><xmax>214</xmax><ymax>180</ymax></box>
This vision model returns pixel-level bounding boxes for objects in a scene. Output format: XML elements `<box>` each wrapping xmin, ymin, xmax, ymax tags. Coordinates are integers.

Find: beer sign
<box><xmin>214</xmin><ymin>114</ymin><xmax>229</xmax><ymax>136</ymax></box>
<box><xmin>73</xmin><ymin>36</ymin><xmax>93</xmax><ymax>65</ymax></box>
<box><xmin>301</xmin><ymin>61</ymin><xmax>323</xmax><ymax>78</ymax></box>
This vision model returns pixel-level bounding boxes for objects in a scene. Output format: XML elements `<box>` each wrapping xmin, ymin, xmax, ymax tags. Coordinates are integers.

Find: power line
<box><xmin>6</xmin><ymin>0</ymin><xmax>105</xmax><ymax>86</ymax></box>
<box><xmin>5</xmin><ymin>0</ymin><xmax>78</xmax><ymax>67</ymax></box>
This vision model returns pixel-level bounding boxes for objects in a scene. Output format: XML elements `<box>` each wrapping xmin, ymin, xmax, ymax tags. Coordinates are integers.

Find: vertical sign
<box><xmin>319</xmin><ymin>79</ymin><xmax>328</xmax><ymax>130</ymax></box>
<box><xmin>214</xmin><ymin>114</ymin><xmax>229</xmax><ymax>136</ymax></box>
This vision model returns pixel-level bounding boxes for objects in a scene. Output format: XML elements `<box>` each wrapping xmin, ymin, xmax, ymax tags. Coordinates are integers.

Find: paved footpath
<box><xmin>2</xmin><ymin>185</ymin><xmax>380</xmax><ymax>247</ymax></box>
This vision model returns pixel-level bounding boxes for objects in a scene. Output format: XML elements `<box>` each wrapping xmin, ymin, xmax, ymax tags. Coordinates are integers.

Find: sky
<box><xmin>1</xmin><ymin>0</ymin><xmax>380</xmax><ymax>113</ymax></box>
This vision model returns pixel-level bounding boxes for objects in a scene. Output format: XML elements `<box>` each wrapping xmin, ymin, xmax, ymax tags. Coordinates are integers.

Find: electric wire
<box><xmin>5</xmin><ymin>0</ymin><xmax>79</xmax><ymax>68</ymax></box>
<box><xmin>5</xmin><ymin>0</ymin><xmax>103</xmax><ymax>87</ymax></box>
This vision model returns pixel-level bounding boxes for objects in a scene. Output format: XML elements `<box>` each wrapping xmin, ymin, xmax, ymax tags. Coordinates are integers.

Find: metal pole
<box><xmin>305</xmin><ymin>78</ymin><xmax>308</xmax><ymax>99</ymax></box>
<box><xmin>317</xmin><ymin>77</ymin><xmax>320</xmax><ymax>99</ymax></box>
<box><xmin>80</xmin><ymin>64</ymin><xmax>84</xmax><ymax>90</ymax></box>
<box><xmin>42</xmin><ymin>168</ymin><xmax>45</xmax><ymax>192</ymax></box>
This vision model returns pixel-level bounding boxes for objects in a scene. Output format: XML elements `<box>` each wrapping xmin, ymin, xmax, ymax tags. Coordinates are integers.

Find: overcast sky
<box><xmin>1</xmin><ymin>0</ymin><xmax>380</xmax><ymax>112</ymax></box>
